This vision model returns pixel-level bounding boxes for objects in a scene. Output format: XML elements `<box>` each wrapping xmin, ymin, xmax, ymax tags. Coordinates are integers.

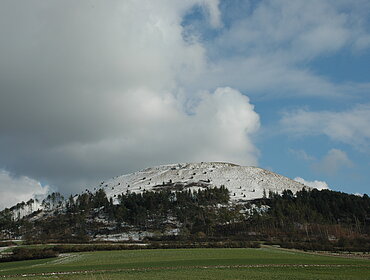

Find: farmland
<box><xmin>0</xmin><ymin>247</ymin><xmax>369</xmax><ymax>279</ymax></box>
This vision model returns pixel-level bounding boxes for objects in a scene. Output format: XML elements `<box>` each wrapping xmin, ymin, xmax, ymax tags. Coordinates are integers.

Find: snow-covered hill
<box><xmin>99</xmin><ymin>162</ymin><xmax>307</xmax><ymax>202</ymax></box>
<box><xmin>4</xmin><ymin>162</ymin><xmax>308</xmax><ymax>221</ymax></box>
<box><xmin>1</xmin><ymin>162</ymin><xmax>312</xmax><ymax>241</ymax></box>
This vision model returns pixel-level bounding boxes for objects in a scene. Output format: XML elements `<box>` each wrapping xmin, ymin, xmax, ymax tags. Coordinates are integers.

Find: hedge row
<box><xmin>0</xmin><ymin>241</ymin><xmax>17</xmax><ymax>247</ymax></box>
<box><xmin>0</xmin><ymin>241</ymin><xmax>260</xmax><ymax>262</ymax></box>
<box><xmin>278</xmin><ymin>241</ymin><xmax>370</xmax><ymax>252</ymax></box>
<box><xmin>51</xmin><ymin>241</ymin><xmax>260</xmax><ymax>253</ymax></box>
<box><xmin>0</xmin><ymin>247</ymin><xmax>58</xmax><ymax>262</ymax></box>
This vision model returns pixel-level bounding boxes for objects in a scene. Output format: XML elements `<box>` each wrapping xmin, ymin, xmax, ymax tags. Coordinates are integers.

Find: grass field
<box><xmin>0</xmin><ymin>247</ymin><xmax>369</xmax><ymax>279</ymax></box>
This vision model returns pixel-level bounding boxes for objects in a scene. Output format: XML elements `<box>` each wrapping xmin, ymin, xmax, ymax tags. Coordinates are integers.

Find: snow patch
<box><xmin>100</xmin><ymin>162</ymin><xmax>308</xmax><ymax>202</ymax></box>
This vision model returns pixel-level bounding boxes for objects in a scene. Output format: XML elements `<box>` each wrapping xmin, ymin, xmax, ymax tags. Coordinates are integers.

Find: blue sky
<box><xmin>0</xmin><ymin>0</ymin><xmax>369</xmax><ymax>208</ymax></box>
<box><xmin>181</xmin><ymin>0</ymin><xmax>370</xmax><ymax>194</ymax></box>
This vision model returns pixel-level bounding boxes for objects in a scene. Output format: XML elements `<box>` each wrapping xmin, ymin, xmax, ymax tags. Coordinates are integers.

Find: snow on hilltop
<box><xmin>100</xmin><ymin>162</ymin><xmax>307</xmax><ymax>202</ymax></box>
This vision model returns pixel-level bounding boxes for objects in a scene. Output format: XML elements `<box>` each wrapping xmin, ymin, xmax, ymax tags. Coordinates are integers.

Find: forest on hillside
<box><xmin>0</xmin><ymin>186</ymin><xmax>369</xmax><ymax>251</ymax></box>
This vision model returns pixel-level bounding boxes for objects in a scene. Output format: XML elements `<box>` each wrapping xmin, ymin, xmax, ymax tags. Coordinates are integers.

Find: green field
<box><xmin>0</xmin><ymin>247</ymin><xmax>369</xmax><ymax>279</ymax></box>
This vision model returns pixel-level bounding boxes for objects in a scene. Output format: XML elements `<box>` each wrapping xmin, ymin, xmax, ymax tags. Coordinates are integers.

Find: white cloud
<box><xmin>354</xmin><ymin>193</ymin><xmax>363</xmax><ymax>197</ymax></box>
<box><xmin>200</xmin><ymin>0</ymin><xmax>222</xmax><ymax>28</ymax></box>
<box><xmin>294</xmin><ymin>177</ymin><xmax>329</xmax><ymax>190</ymax></box>
<box><xmin>0</xmin><ymin>1</ymin><xmax>262</xmax><ymax>195</ymax></box>
<box><xmin>313</xmin><ymin>149</ymin><xmax>353</xmax><ymax>175</ymax></box>
<box><xmin>289</xmin><ymin>149</ymin><xmax>315</xmax><ymax>161</ymax></box>
<box><xmin>0</xmin><ymin>170</ymin><xmax>50</xmax><ymax>210</ymax></box>
<box><xmin>193</xmin><ymin>0</ymin><xmax>370</xmax><ymax>97</ymax></box>
<box><xmin>45</xmin><ymin>86</ymin><xmax>260</xmax><ymax>173</ymax></box>
<box><xmin>215</xmin><ymin>0</ymin><xmax>353</xmax><ymax>58</ymax></box>
<box><xmin>280</xmin><ymin>104</ymin><xmax>370</xmax><ymax>151</ymax></box>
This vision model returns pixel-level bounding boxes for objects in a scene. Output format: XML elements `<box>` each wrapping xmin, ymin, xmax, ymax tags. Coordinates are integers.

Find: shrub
<box><xmin>0</xmin><ymin>247</ymin><xmax>58</xmax><ymax>262</ymax></box>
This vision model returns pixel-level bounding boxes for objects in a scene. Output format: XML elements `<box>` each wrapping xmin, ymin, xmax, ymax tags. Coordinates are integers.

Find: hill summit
<box><xmin>100</xmin><ymin>162</ymin><xmax>307</xmax><ymax>202</ymax></box>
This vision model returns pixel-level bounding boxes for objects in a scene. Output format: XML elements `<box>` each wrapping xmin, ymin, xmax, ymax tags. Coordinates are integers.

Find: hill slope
<box><xmin>5</xmin><ymin>162</ymin><xmax>307</xmax><ymax>221</ymax></box>
<box><xmin>100</xmin><ymin>162</ymin><xmax>307</xmax><ymax>202</ymax></box>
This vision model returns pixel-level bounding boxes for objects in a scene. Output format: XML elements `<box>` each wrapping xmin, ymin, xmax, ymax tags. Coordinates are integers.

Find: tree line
<box><xmin>0</xmin><ymin>186</ymin><xmax>369</xmax><ymax>251</ymax></box>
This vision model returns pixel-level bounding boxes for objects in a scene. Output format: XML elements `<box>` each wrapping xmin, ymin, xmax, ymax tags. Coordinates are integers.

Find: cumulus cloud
<box><xmin>0</xmin><ymin>0</ymin><xmax>262</xmax><ymax>197</ymax></box>
<box><xmin>294</xmin><ymin>177</ymin><xmax>329</xmax><ymax>190</ymax></box>
<box><xmin>0</xmin><ymin>86</ymin><xmax>260</xmax><ymax>196</ymax></box>
<box><xmin>0</xmin><ymin>170</ymin><xmax>50</xmax><ymax>209</ymax></box>
<box><xmin>280</xmin><ymin>105</ymin><xmax>370</xmax><ymax>151</ymax></box>
<box><xmin>313</xmin><ymin>149</ymin><xmax>353</xmax><ymax>175</ymax></box>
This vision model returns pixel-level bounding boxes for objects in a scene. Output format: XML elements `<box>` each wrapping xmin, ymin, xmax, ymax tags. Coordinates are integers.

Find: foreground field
<box><xmin>0</xmin><ymin>247</ymin><xmax>369</xmax><ymax>279</ymax></box>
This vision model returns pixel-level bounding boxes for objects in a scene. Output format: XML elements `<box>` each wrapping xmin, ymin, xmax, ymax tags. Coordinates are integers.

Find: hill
<box><xmin>6</xmin><ymin>162</ymin><xmax>307</xmax><ymax>220</ymax></box>
<box><xmin>99</xmin><ymin>162</ymin><xmax>307</xmax><ymax>202</ymax></box>
<box><xmin>0</xmin><ymin>162</ymin><xmax>369</xmax><ymax>252</ymax></box>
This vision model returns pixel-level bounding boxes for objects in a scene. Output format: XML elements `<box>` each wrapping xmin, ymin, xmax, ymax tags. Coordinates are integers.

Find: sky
<box><xmin>0</xmin><ymin>0</ymin><xmax>369</xmax><ymax>209</ymax></box>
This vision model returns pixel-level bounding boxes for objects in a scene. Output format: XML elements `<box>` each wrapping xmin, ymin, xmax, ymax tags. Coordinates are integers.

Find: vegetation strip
<box><xmin>2</xmin><ymin>186</ymin><xmax>369</xmax><ymax>253</ymax></box>
<box><xmin>1</xmin><ymin>264</ymin><xmax>369</xmax><ymax>278</ymax></box>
